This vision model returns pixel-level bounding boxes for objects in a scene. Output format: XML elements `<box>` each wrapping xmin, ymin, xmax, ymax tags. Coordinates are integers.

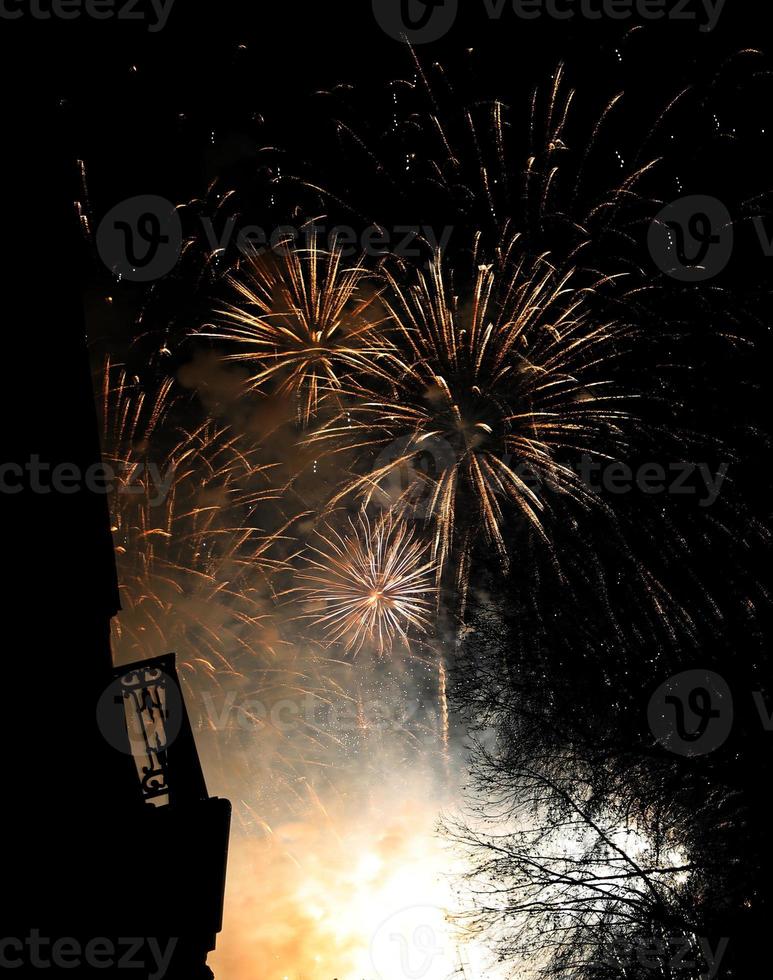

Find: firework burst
<box><xmin>99</xmin><ymin>358</ymin><xmax>288</xmax><ymax>677</ymax></box>
<box><xmin>310</xmin><ymin>245</ymin><xmax>634</xmax><ymax>595</ymax></box>
<box><xmin>295</xmin><ymin>57</ymin><xmax>666</xmax><ymax>281</ymax></box>
<box><xmin>201</xmin><ymin>238</ymin><xmax>393</xmax><ymax>427</ymax></box>
<box><xmin>297</xmin><ymin>510</ymin><xmax>437</xmax><ymax>656</ymax></box>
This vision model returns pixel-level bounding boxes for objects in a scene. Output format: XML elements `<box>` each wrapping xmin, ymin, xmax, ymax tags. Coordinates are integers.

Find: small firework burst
<box><xmin>201</xmin><ymin>238</ymin><xmax>393</xmax><ymax>427</ymax></box>
<box><xmin>297</xmin><ymin>511</ymin><xmax>437</xmax><ymax>656</ymax></box>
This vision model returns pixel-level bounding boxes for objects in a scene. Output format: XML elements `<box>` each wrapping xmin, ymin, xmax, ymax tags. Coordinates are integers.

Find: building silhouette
<box><xmin>2</xmin><ymin>23</ymin><xmax>230</xmax><ymax>977</ymax></box>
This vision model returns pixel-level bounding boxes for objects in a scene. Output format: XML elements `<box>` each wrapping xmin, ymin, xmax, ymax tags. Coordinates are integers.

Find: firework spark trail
<box><xmin>438</xmin><ymin>650</ymin><xmax>450</xmax><ymax>771</ymax></box>
<box><xmin>297</xmin><ymin>510</ymin><xmax>438</xmax><ymax>656</ymax></box>
<box><xmin>100</xmin><ymin>355</ymin><xmax>174</xmax><ymax>470</ymax></box>
<box><xmin>199</xmin><ymin>238</ymin><xmax>394</xmax><ymax>427</ymax></box>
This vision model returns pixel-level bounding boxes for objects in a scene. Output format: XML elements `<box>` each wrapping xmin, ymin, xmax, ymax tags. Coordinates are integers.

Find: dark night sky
<box><xmin>41</xmin><ymin>1</ymin><xmax>773</xmax><ymax>211</ymax></box>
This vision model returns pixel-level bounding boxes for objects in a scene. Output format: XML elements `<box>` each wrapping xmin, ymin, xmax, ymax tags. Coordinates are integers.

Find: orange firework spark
<box><xmin>297</xmin><ymin>510</ymin><xmax>438</xmax><ymax>656</ymax></box>
<box><xmin>200</xmin><ymin>238</ymin><xmax>393</xmax><ymax>427</ymax></box>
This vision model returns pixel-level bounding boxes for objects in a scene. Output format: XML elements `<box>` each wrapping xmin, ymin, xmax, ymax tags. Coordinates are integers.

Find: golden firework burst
<box><xmin>310</xmin><ymin>246</ymin><xmax>633</xmax><ymax>593</ymax></box>
<box><xmin>201</xmin><ymin>238</ymin><xmax>393</xmax><ymax>426</ymax></box>
<box><xmin>297</xmin><ymin>511</ymin><xmax>437</xmax><ymax>655</ymax></box>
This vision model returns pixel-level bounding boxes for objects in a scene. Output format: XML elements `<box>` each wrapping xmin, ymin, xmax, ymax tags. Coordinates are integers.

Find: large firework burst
<box><xmin>200</xmin><ymin>238</ymin><xmax>392</xmax><ymax>427</ymax></box>
<box><xmin>310</xmin><ymin>245</ymin><xmax>634</xmax><ymax>593</ymax></box>
<box><xmin>297</xmin><ymin>510</ymin><xmax>437</xmax><ymax>656</ymax></box>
